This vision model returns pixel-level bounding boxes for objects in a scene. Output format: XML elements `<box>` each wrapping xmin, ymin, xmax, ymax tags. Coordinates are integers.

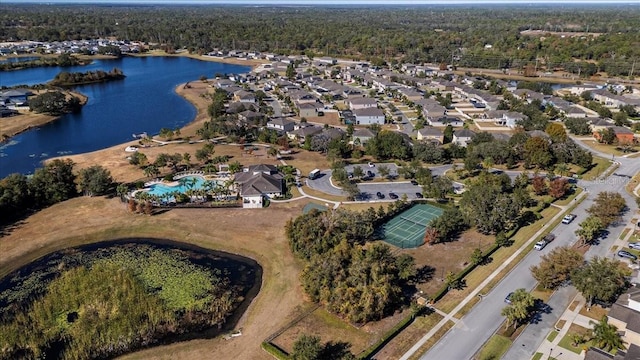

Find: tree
<box><xmin>531</xmin><ymin>175</ymin><xmax>547</xmax><ymax>195</ymax></box>
<box><xmin>143</xmin><ymin>165</ymin><xmax>160</xmax><ymax>178</ymax></box>
<box><xmin>292</xmin><ymin>335</ymin><xmax>323</xmax><ymax>360</ymax></box>
<box><xmin>590</xmin><ymin>316</ymin><xmax>626</xmax><ymax>352</ymax></box>
<box><xmin>572</xmin><ymin>257</ymin><xmax>628</xmax><ymax>307</ymax></box>
<box><xmin>424</xmin><ymin>175</ymin><xmax>452</xmax><ymax>201</ymax></box>
<box><xmin>423</xmin><ymin>227</ymin><xmax>440</xmax><ymax>245</ymax></box>
<box><xmin>530</xmin><ymin>246</ymin><xmax>584</xmax><ymax>289</ymax></box>
<box><xmin>564</xmin><ymin>117</ymin><xmax>592</xmax><ymax>135</ymax></box>
<box><xmin>286</xmin><ymin>63</ymin><xmax>297</xmax><ymax>80</ymax></box>
<box><xmin>523</xmin><ymin>136</ymin><xmax>552</xmax><ymax>168</ymax></box>
<box><xmin>79</xmin><ymin>165</ymin><xmax>113</xmax><ymax>196</ymax></box>
<box><xmin>470</xmin><ymin>248</ymin><xmax>483</xmax><ymax>266</ymax></box>
<box><xmin>575</xmin><ymin>216</ymin><xmax>605</xmax><ymax>245</ymax></box>
<box><xmin>545</xmin><ymin>122</ymin><xmax>567</xmax><ymax>142</ymax></box>
<box><xmin>428</xmin><ymin>207</ymin><xmax>467</xmax><ymax>242</ymax></box>
<box><xmin>378</xmin><ymin>164</ymin><xmax>390</xmax><ymax>179</ymax></box>
<box><xmin>29</xmin><ymin>159</ymin><xmax>77</xmax><ymax>207</ymax></box>
<box><xmin>587</xmin><ymin>191</ymin><xmax>626</xmax><ymax>227</ymax></box>
<box><xmin>597</xmin><ymin>128</ymin><xmax>616</xmax><ymax>145</ymax></box>
<box><xmin>28</xmin><ymin>91</ymin><xmax>81</xmax><ymax>115</ymax></box>
<box><xmin>501</xmin><ymin>288</ymin><xmax>535</xmax><ymax>329</ymax></box>
<box><xmin>548</xmin><ymin>177</ymin><xmax>569</xmax><ymax>199</ymax></box>
<box><xmin>352</xmin><ymin>166</ymin><xmax>364</xmax><ymax>179</ymax></box>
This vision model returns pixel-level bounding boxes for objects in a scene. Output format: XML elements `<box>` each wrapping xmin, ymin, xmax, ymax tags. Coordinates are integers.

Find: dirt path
<box><xmin>0</xmin><ymin>197</ymin><xmax>307</xmax><ymax>360</ymax></box>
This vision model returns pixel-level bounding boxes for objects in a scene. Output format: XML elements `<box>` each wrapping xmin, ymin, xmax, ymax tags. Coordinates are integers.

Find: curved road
<box><xmin>412</xmin><ymin>153</ymin><xmax>640</xmax><ymax>360</ymax></box>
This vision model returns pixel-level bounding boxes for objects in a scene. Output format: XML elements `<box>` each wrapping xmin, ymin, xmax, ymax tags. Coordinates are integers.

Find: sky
<box><xmin>4</xmin><ymin>0</ymin><xmax>638</xmax><ymax>4</ymax></box>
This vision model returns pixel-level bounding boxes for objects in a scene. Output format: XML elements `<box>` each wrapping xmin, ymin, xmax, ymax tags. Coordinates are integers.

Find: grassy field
<box><xmin>578</xmin><ymin>305</ymin><xmax>609</xmax><ymax>321</ymax></box>
<box><xmin>580</xmin><ymin>156</ymin><xmax>613</xmax><ymax>181</ymax></box>
<box><xmin>374</xmin><ymin>312</ymin><xmax>444</xmax><ymax>359</ymax></box>
<box><xmin>579</xmin><ymin>139</ymin><xmax>640</xmax><ymax>157</ymax></box>
<box><xmin>0</xmin><ymin>197</ymin><xmax>308</xmax><ymax>360</ymax></box>
<box><xmin>476</xmin><ymin>335</ymin><xmax>512</xmax><ymax>360</ymax></box>
<box><xmin>437</xmin><ymin>206</ymin><xmax>560</xmax><ymax>314</ymax></box>
<box><xmin>547</xmin><ymin>330</ymin><xmax>559</xmax><ymax>342</ymax></box>
<box><xmin>407</xmin><ymin>320</ymin><xmax>455</xmax><ymax>360</ymax></box>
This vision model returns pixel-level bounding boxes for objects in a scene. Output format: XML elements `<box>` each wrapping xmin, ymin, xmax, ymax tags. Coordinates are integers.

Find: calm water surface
<box><xmin>0</xmin><ymin>56</ymin><xmax>250</xmax><ymax>177</ymax></box>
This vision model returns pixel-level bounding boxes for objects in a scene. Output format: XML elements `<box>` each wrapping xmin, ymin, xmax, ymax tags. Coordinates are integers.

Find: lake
<box><xmin>0</xmin><ymin>56</ymin><xmax>251</xmax><ymax>178</ymax></box>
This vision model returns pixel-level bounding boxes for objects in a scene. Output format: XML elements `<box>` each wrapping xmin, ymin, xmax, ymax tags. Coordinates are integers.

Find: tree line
<box><xmin>0</xmin><ymin>159</ymin><xmax>113</xmax><ymax>226</ymax></box>
<box><xmin>1</xmin><ymin>5</ymin><xmax>639</xmax><ymax>75</ymax></box>
<box><xmin>49</xmin><ymin>68</ymin><xmax>125</xmax><ymax>87</ymax></box>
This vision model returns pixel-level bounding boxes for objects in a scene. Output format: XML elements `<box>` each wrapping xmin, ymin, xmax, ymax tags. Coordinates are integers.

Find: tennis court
<box><xmin>382</xmin><ymin>204</ymin><xmax>444</xmax><ymax>248</ymax></box>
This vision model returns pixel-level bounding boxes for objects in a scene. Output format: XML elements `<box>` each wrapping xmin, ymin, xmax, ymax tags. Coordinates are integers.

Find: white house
<box><xmin>348</xmin><ymin>97</ymin><xmax>378</xmax><ymax>110</ymax></box>
<box><xmin>452</xmin><ymin>129</ymin><xmax>476</xmax><ymax>147</ymax></box>
<box><xmin>234</xmin><ymin>164</ymin><xmax>284</xmax><ymax>209</ymax></box>
<box><xmin>353</xmin><ymin>107</ymin><xmax>385</xmax><ymax>125</ymax></box>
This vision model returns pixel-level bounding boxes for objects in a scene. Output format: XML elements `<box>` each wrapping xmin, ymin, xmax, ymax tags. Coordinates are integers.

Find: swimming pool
<box><xmin>146</xmin><ymin>176</ymin><xmax>208</xmax><ymax>197</ymax></box>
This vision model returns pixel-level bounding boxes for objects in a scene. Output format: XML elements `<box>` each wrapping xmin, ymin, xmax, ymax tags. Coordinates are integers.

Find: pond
<box><xmin>0</xmin><ymin>56</ymin><xmax>251</xmax><ymax>178</ymax></box>
<box><xmin>0</xmin><ymin>238</ymin><xmax>262</xmax><ymax>359</ymax></box>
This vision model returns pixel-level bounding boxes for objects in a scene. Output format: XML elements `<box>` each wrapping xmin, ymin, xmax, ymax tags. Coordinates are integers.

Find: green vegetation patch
<box><xmin>477</xmin><ymin>335</ymin><xmax>512</xmax><ymax>360</ymax></box>
<box><xmin>0</xmin><ymin>243</ymin><xmax>249</xmax><ymax>360</ymax></box>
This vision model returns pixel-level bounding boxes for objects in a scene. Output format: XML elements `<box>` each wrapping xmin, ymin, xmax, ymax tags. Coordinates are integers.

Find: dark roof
<box><xmin>454</xmin><ymin>129</ymin><xmax>476</xmax><ymax>138</ymax></box>
<box><xmin>353</xmin><ymin>128</ymin><xmax>376</xmax><ymax>138</ymax></box>
<box><xmin>610</xmin><ymin>126</ymin><xmax>634</xmax><ymax>135</ymax></box>
<box><xmin>608</xmin><ymin>303</ymin><xmax>640</xmax><ymax>334</ymax></box>
<box><xmin>349</xmin><ymin>97</ymin><xmax>378</xmax><ymax>105</ymax></box>
<box><xmin>625</xmin><ymin>344</ymin><xmax>640</xmax><ymax>360</ymax></box>
<box><xmin>418</xmin><ymin>127</ymin><xmax>444</xmax><ymax>137</ymax></box>
<box><xmin>239</xmin><ymin>172</ymin><xmax>283</xmax><ymax>196</ymax></box>
<box><xmin>353</xmin><ymin>107</ymin><xmax>384</xmax><ymax>117</ymax></box>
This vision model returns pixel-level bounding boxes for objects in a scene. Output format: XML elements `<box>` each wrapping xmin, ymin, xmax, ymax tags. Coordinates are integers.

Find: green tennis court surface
<box><xmin>382</xmin><ymin>204</ymin><xmax>443</xmax><ymax>248</ymax></box>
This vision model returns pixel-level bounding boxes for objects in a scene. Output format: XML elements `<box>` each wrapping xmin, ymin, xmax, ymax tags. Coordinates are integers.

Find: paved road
<box><xmin>418</xmin><ymin>154</ymin><xmax>640</xmax><ymax>360</ymax></box>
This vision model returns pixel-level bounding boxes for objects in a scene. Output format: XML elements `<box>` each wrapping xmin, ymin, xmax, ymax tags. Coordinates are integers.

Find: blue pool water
<box><xmin>147</xmin><ymin>176</ymin><xmax>207</xmax><ymax>197</ymax></box>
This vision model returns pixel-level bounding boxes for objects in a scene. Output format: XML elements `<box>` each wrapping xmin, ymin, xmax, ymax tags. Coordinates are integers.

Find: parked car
<box><xmin>368</xmin><ymin>162</ymin><xmax>375</xmax><ymax>168</ymax></box>
<box><xmin>367</xmin><ymin>170</ymin><xmax>375</xmax><ymax>178</ymax></box>
<box><xmin>617</xmin><ymin>250</ymin><xmax>638</xmax><ymax>261</ymax></box>
<box><xmin>410</xmin><ymin>180</ymin><xmax>419</xmax><ymax>186</ymax></box>
<box><xmin>628</xmin><ymin>242</ymin><xmax>640</xmax><ymax>250</ymax></box>
<box><xmin>389</xmin><ymin>192</ymin><xmax>399</xmax><ymax>199</ymax></box>
<box><xmin>415</xmin><ymin>192</ymin><xmax>423</xmax><ymax>199</ymax></box>
<box><xmin>504</xmin><ymin>292</ymin><xmax>514</xmax><ymax>304</ymax></box>
<box><xmin>562</xmin><ymin>214</ymin><xmax>576</xmax><ymax>224</ymax></box>
<box><xmin>534</xmin><ymin>233</ymin><xmax>556</xmax><ymax>251</ymax></box>
<box><xmin>376</xmin><ymin>192</ymin><xmax>385</xmax><ymax>199</ymax></box>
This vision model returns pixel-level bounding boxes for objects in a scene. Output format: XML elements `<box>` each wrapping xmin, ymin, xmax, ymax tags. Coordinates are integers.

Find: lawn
<box><xmin>580</xmin><ymin>156</ymin><xmax>613</xmax><ymax>181</ymax></box>
<box><xmin>547</xmin><ymin>330</ymin><xmax>559</xmax><ymax>342</ymax></box>
<box><xmin>437</xmin><ymin>206</ymin><xmax>560</xmax><ymax>314</ymax></box>
<box><xmin>579</xmin><ymin>305</ymin><xmax>609</xmax><ymax>321</ymax></box>
<box><xmin>476</xmin><ymin>335</ymin><xmax>512</xmax><ymax>360</ymax></box>
<box><xmin>271</xmin><ymin>307</ymin><xmax>373</xmax><ymax>356</ymax></box>
<box><xmin>579</xmin><ymin>139</ymin><xmax>639</xmax><ymax>157</ymax></box>
<box><xmin>557</xmin><ymin>324</ymin><xmax>592</xmax><ymax>354</ymax></box>
<box><xmin>374</xmin><ymin>311</ymin><xmax>444</xmax><ymax>359</ymax></box>
<box><xmin>532</xmin><ymin>352</ymin><xmax>543</xmax><ymax>360</ymax></box>
<box><xmin>407</xmin><ymin>320</ymin><xmax>455</xmax><ymax>360</ymax></box>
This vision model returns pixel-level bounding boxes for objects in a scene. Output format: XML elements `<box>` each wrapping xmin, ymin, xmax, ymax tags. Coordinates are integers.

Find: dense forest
<box><xmin>1</xmin><ymin>5</ymin><xmax>639</xmax><ymax>75</ymax></box>
<box><xmin>0</xmin><ymin>53</ymin><xmax>88</xmax><ymax>71</ymax></box>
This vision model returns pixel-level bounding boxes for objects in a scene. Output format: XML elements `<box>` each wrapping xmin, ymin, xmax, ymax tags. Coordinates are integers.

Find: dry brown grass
<box><xmin>579</xmin><ymin>304</ymin><xmax>609</xmax><ymax>321</ymax></box>
<box><xmin>374</xmin><ymin>312</ymin><xmax>444</xmax><ymax>360</ymax></box>
<box><xmin>406</xmin><ymin>320</ymin><xmax>455</xmax><ymax>360</ymax></box>
<box><xmin>0</xmin><ymin>196</ymin><xmax>314</xmax><ymax>360</ymax></box>
<box><xmin>397</xmin><ymin>230</ymin><xmax>495</xmax><ymax>298</ymax></box>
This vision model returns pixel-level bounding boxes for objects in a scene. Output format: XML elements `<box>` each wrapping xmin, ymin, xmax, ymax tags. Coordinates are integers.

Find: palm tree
<box><xmin>143</xmin><ymin>165</ymin><xmax>160</xmax><ymax>178</ymax></box>
<box><xmin>590</xmin><ymin>316</ymin><xmax>625</xmax><ymax>352</ymax></box>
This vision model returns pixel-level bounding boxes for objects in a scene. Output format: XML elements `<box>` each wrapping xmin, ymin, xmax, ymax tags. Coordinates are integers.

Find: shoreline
<box><xmin>125</xmin><ymin>50</ymin><xmax>267</xmax><ymax>71</ymax></box>
<box><xmin>0</xmin><ymin>89</ymin><xmax>89</xmax><ymax>142</ymax></box>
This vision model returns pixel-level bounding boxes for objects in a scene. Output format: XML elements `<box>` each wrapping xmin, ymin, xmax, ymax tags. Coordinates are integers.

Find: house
<box><xmin>428</xmin><ymin>116</ymin><xmax>463</xmax><ymax>127</ymax></box>
<box><xmin>267</xmin><ymin>117</ymin><xmax>295</xmax><ymax>132</ymax></box>
<box><xmin>527</xmin><ymin>130</ymin><xmax>551</xmax><ymax>140</ymax></box>
<box><xmin>353</xmin><ymin>107</ymin><xmax>385</xmax><ymax>125</ymax></box>
<box><xmin>0</xmin><ymin>88</ymin><xmax>33</xmax><ymax>107</ymax></box>
<box><xmin>452</xmin><ymin>129</ymin><xmax>476</xmax><ymax>147</ymax></box>
<box><xmin>320</xmin><ymin>127</ymin><xmax>346</xmax><ymax>141</ymax></box>
<box><xmin>352</xmin><ymin>128</ymin><xmax>376</xmax><ymax>145</ymax></box>
<box><xmin>499</xmin><ymin>112</ymin><xmax>528</xmax><ymax>128</ymax></box>
<box><xmin>417</xmin><ymin>127</ymin><xmax>444</xmax><ymax>144</ymax></box>
<box><xmin>0</xmin><ymin>105</ymin><xmax>18</xmax><ymax>117</ymax></box>
<box><xmin>584</xmin><ymin>345</ymin><xmax>640</xmax><ymax>360</ymax></box>
<box><xmin>422</xmin><ymin>102</ymin><xmax>447</xmax><ymax>119</ymax></box>
<box><xmin>348</xmin><ymin>97</ymin><xmax>378</xmax><ymax>110</ymax></box>
<box><xmin>590</xmin><ymin>118</ymin><xmax>613</xmax><ymax>132</ymax></box>
<box><xmin>298</xmin><ymin>102</ymin><xmax>322</xmax><ymax>118</ymax></box>
<box><xmin>287</xmin><ymin>124</ymin><xmax>322</xmax><ymax>141</ymax></box>
<box><xmin>238</xmin><ymin>110</ymin><xmax>265</xmax><ymax>125</ymax></box>
<box><xmin>234</xmin><ymin>164</ymin><xmax>284</xmax><ymax>208</ymax></box>
<box><xmin>512</xmin><ymin>89</ymin><xmax>545</xmax><ymax>103</ymax></box>
<box><xmin>233</xmin><ymin>90</ymin><xmax>256</xmax><ymax>104</ymax></box>
<box><xmin>607</xmin><ymin>285</ymin><xmax>640</xmax><ymax>351</ymax></box>
<box><xmin>594</xmin><ymin>126</ymin><xmax>636</xmax><ymax>144</ymax></box>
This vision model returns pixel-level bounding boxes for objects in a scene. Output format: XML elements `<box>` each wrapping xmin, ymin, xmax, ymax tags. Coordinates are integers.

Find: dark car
<box><xmin>505</xmin><ymin>292</ymin><xmax>514</xmax><ymax>305</ymax></box>
<box><xmin>415</xmin><ymin>192</ymin><xmax>423</xmax><ymax>199</ymax></box>
<box><xmin>389</xmin><ymin>192</ymin><xmax>399</xmax><ymax>199</ymax></box>
<box><xmin>410</xmin><ymin>180</ymin><xmax>419</xmax><ymax>186</ymax></box>
<box><xmin>367</xmin><ymin>170</ymin><xmax>375</xmax><ymax>178</ymax></box>
<box><xmin>376</xmin><ymin>192</ymin><xmax>385</xmax><ymax>199</ymax></box>
<box><xmin>618</xmin><ymin>250</ymin><xmax>638</xmax><ymax>261</ymax></box>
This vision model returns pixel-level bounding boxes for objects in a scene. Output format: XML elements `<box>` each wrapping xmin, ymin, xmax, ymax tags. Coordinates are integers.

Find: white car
<box><xmin>562</xmin><ymin>214</ymin><xmax>576</xmax><ymax>224</ymax></box>
<box><xmin>368</xmin><ymin>162</ymin><xmax>375</xmax><ymax>168</ymax></box>
<box><xmin>629</xmin><ymin>242</ymin><xmax>640</xmax><ymax>250</ymax></box>
<box><xmin>534</xmin><ymin>240</ymin><xmax>548</xmax><ymax>251</ymax></box>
